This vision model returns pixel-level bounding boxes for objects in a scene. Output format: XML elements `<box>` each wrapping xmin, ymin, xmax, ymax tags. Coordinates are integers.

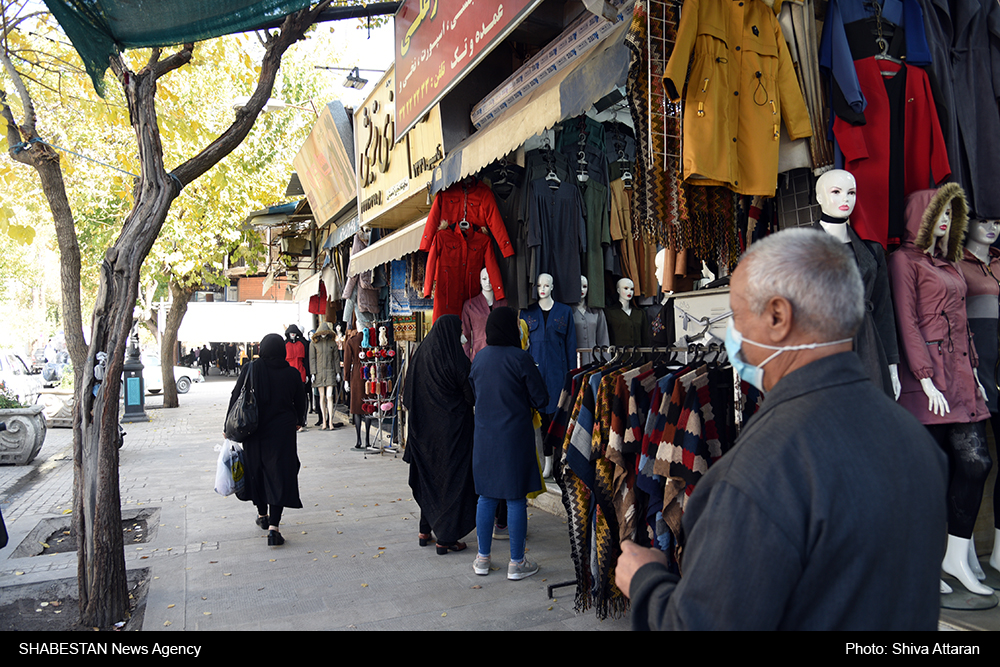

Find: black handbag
<box><xmin>225</xmin><ymin>362</ymin><xmax>258</xmax><ymax>442</ymax></box>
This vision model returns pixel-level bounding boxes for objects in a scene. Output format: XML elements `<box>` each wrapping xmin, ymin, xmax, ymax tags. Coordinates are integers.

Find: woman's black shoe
<box><xmin>267</xmin><ymin>530</ymin><xmax>284</xmax><ymax>546</ymax></box>
<box><xmin>256</xmin><ymin>515</ymin><xmax>269</xmax><ymax>530</ymax></box>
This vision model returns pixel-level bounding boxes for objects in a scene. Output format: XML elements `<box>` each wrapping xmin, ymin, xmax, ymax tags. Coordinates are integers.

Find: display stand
<box><xmin>359</xmin><ymin>321</ymin><xmax>399</xmax><ymax>458</ymax></box>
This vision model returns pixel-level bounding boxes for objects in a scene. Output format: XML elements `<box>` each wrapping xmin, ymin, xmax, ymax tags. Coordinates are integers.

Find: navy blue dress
<box><xmin>469</xmin><ymin>345</ymin><xmax>549</xmax><ymax>499</ymax></box>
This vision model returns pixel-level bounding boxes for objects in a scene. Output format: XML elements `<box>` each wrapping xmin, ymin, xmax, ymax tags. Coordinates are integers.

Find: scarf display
<box><xmin>551</xmin><ymin>352</ymin><xmax>750</xmax><ymax>619</ymax></box>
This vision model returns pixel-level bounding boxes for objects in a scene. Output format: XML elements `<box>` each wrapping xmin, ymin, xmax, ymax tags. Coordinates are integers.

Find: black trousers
<box><xmin>254</xmin><ymin>504</ymin><xmax>283</xmax><ymax>527</ymax></box>
<box><xmin>926</xmin><ymin>421</ymin><xmax>993</xmax><ymax>539</ymax></box>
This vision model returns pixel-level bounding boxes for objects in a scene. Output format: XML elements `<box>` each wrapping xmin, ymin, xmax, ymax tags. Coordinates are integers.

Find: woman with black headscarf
<box><xmin>402</xmin><ymin>315</ymin><xmax>477</xmax><ymax>554</ymax></box>
<box><xmin>468</xmin><ymin>307</ymin><xmax>548</xmax><ymax>580</ymax></box>
<box><xmin>227</xmin><ymin>333</ymin><xmax>305</xmax><ymax>546</ymax></box>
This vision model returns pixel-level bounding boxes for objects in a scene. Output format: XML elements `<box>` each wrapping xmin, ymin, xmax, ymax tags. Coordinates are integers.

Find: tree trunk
<box><xmin>70</xmin><ymin>6</ymin><xmax>329</xmax><ymax>627</ymax></box>
<box><xmin>161</xmin><ymin>281</ymin><xmax>193</xmax><ymax>409</ymax></box>
<box><xmin>1</xmin><ymin>98</ymin><xmax>88</xmax><ymax>379</ymax></box>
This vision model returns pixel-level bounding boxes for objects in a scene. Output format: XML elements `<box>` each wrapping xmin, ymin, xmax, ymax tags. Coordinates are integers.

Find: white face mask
<box><xmin>724</xmin><ymin>321</ymin><xmax>852</xmax><ymax>391</ymax></box>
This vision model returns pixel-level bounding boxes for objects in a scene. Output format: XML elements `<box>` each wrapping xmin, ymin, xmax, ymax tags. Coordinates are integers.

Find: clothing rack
<box><xmin>551</xmin><ymin>340</ymin><xmax>733</xmax><ymax>604</ymax></box>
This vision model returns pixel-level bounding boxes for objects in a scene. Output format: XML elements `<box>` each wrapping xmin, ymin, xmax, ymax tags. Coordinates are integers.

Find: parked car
<box><xmin>29</xmin><ymin>348</ymin><xmax>46</xmax><ymax>374</ymax></box>
<box><xmin>142</xmin><ymin>354</ymin><xmax>204</xmax><ymax>394</ymax></box>
<box><xmin>0</xmin><ymin>350</ymin><xmax>44</xmax><ymax>405</ymax></box>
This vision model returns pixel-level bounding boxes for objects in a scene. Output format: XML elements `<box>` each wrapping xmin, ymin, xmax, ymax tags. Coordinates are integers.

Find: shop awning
<box><xmin>346</xmin><ymin>217</ymin><xmax>426</xmax><ymax>277</ymax></box>
<box><xmin>177</xmin><ymin>301</ymin><xmax>306</xmax><ymax>343</ymax></box>
<box><xmin>243</xmin><ymin>199</ymin><xmax>309</xmax><ymax>227</ymax></box>
<box><xmin>429</xmin><ymin>15</ymin><xmax>632</xmax><ymax>195</ymax></box>
<box><xmin>290</xmin><ymin>270</ymin><xmax>321</xmax><ymax>302</ymax></box>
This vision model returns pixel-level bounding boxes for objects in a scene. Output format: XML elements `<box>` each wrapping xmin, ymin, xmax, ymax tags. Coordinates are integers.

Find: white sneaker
<box><xmin>507</xmin><ymin>558</ymin><xmax>539</xmax><ymax>580</ymax></box>
<box><xmin>473</xmin><ymin>554</ymin><xmax>491</xmax><ymax>575</ymax></box>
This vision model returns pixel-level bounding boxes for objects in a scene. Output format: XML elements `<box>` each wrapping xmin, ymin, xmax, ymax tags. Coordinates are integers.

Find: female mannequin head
<box><xmin>968</xmin><ymin>219</ymin><xmax>1000</xmax><ymax>246</ymax></box>
<box><xmin>537</xmin><ymin>273</ymin><xmax>554</xmax><ymax>304</ymax></box>
<box><xmin>617</xmin><ymin>278</ymin><xmax>635</xmax><ymax>311</ymax></box>
<box><xmin>929</xmin><ymin>202</ymin><xmax>953</xmax><ymax>256</ymax></box>
<box><xmin>965</xmin><ymin>219</ymin><xmax>1000</xmax><ymax>262</ymax></box>
<box><xmin>580</xmin><ymin>275</ymin><xmax>589</xmax><ymax>302</ymax></box>
<box><xmin>480</xmin><ymin>267</ymin><xmax>493</xmax><ymax>293</ymax></box>
<box><xmin>815</xmin><ymin>169</ymin><xmax>857</xmax><ymax>219</ymax></box>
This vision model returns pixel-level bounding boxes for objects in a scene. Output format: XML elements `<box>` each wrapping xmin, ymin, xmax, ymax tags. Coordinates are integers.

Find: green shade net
<box><xmin>42</xmin><ymin>0</ymin><xmax>313</xmax><ymax>95</ymax></box>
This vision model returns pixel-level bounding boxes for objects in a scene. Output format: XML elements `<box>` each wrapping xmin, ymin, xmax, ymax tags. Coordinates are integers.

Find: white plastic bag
<box><xmin>214</xmin><ymin>439</ymin><xmax>246</xmax><ymax>497</ymax></box>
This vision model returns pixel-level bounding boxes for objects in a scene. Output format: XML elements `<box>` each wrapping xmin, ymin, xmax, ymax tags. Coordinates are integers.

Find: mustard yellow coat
<box><xmin>664</xmin><ymin>0</ymin><xmax>812</xmax><ymax>195</ymax></box>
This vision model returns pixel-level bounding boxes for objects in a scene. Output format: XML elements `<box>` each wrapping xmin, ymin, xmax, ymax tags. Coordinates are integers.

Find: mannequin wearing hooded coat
<box><xmin>285</xmin><ymin>325</ymin><xmax>310</xmax><ymax>428</ymax></box>
<box><xmin>959</xmin><ymin>219</ymin><xmax>1000</xmax><ymax>579</ymax></box>
<box><xmin>310</xmin><ymin>322</ymin><xmax>341</xmax><ymax>430</ymax></box>
<box><xmin>887</xmin><ymin>183</ymin><xmax>993</xmax><ymax>596</ymax></box>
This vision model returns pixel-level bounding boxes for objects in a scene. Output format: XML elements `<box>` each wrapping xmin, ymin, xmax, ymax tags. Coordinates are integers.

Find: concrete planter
<box><xmin>0</xmin><ymin>404</ymin><xmax>47</xmax><ymax>465</ymax></box>
<box><xmin>37</xmin><ymin>388</ymin><xmax>74</xmax><ymax>428</ymax></box>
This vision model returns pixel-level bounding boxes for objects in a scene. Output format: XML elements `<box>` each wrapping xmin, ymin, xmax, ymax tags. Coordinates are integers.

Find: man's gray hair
<box><xmin>740</xmin><ymin>228</ymin><xmax>864</xmax><ymax>340</ymax></box>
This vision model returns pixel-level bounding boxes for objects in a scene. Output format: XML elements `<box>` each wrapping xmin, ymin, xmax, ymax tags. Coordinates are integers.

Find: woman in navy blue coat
<box><xmin>469</xmin><ymin>307</ymin><xmax>549</xmax><ymax>580</ymax></box>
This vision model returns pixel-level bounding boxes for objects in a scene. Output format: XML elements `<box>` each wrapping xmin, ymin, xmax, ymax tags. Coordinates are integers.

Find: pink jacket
<box><xmin>887</xmin><ymin>185</ymin><xmax>989</xmax><ymax>425</ymax></box>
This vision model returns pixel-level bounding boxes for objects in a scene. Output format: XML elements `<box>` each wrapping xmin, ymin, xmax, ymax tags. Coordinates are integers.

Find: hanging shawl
<box><xmin>402</xmin><ymin>315</ymin><xmax>477</xmax><ymax>543</ymax></box>
<box><xmin>625</xmin><ymin>1</ymin><xmax>685</xmax><ymax>248</ymax></box>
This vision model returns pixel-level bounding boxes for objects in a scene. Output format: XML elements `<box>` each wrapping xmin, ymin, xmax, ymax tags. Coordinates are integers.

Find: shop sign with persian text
<box><xmin>394</xmin><ymin>0</ymin><xmax>542</xmax><ymax>142</ymax></box>
<box><xmin>356</xmin><ymin>67</ymin><xmax>444</xmax><ymax>226</ymax></box>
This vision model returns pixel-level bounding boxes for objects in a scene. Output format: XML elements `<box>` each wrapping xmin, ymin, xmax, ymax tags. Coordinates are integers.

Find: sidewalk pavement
<box><xmin>2</xmin><ymin>376</ymin><xmax>998</xmax><ymax>632</ymax></box>
<box><xmin>0</xmin><ymin>377</ymin><xmax>630</xmax><ymax>631</ymax></box>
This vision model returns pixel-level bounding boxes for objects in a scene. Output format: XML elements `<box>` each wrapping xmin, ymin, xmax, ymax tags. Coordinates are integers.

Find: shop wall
<box><xmin>238</xmin><ymin>275</ymin><xmax>293</xmax><ymax>302</ymax></box>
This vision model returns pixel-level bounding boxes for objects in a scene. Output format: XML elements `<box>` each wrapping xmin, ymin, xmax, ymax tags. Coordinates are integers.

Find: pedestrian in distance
<box><xmin>227</xmin><ymin>333</ymin><xmax>306</xmax><ymax>547</ymax></box>
<box><xmin>468</xmin><ymin>306</ymin><xmax>549</xmax><ymax>580</ymax></box>
<box><xmin>402</xmin><ymin>314</ymin><xmax>478</xmax><ymax>555</ymax></box>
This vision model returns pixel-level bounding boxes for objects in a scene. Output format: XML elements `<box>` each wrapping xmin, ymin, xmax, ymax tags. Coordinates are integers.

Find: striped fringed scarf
<box><xmin>556</xmin><ymin>373</ymin><xmax>600</xmax><ymax>614</ymax></box>
<box><xmin>625</xmin><ymin>1</ymin><xmax>683</xmax><ymax>249</ymax></box>
<box><xmin>591</xmin><ymin>373</ymin><xmax>628</xmax><ymax>619</ymax></box>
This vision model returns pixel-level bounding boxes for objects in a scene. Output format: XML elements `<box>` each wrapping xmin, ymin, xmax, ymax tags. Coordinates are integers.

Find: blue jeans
<box><xmin>477</xmin><ymin>496</ymin><xmax>527</xmax><ymax>562</ymax></box>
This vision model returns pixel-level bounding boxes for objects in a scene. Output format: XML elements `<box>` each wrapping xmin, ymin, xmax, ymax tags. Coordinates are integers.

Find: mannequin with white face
<box><xmin>480</xmin><ymin>267</ymin><xmax>495</xmax><ymax>307</ymax></box>
<box><xmin>815</xmin><ymin>169</ymin><xmax>901</xmax><ymax>400</ymax></box>
<box><xmin>537</xmin><ymin>273</ymin><xmax>555</xmax><ymax>311</ymax></box>
<box><xmin>577</xmin><ymin>276</ymin><xmax>589</xmax><ymax>315</ymax></box>
<box><xmin>962</xmin><ymin>218</ymin><xmax>1000</xmax><ymax>580</ymax></box>
<box><xmin>521</xmin><ymin>272</ymin><xmax>576</xmax><ymax>477</ymax></box>
<box><xmin>461</xmin><ymin>268</ymin><xmax>507</xmax><ymax>360</ymax></box>
<box><xmin>918</xmin><ymin>203</ymin><xmax>961</xmax><ymax>417</ymax></box>
<box><xmin>617</xmin><ymin>278</ymin><xmax>635</xmax><ymax>316</ymax></box>
<box><xmin>605</xmin><ymin>277</ymin><xmax>651</xmax><ymax>347</ymax></box>
<box><xmin>574</xmin><ymin>275</ymin><xmax>610</xmax><ymax>366</ymax></box>
<box><xmin>890</xmin><ymin>187</ymin><xmax>992</xmax><ymax>596</ymax></box>
<box><xmin>964</xmin><ymin>218</ymin><xmax>998</xmax><ymax>263</ymax></box>
<box><xmin>816</xmin><ymin>169</ymin><xmax>857</xmax><ymax>243</ymax></box>
<box><xmin>927</xmin><ymin>202</ymin><xmax>953</xmax><ymax>258</ymax></box>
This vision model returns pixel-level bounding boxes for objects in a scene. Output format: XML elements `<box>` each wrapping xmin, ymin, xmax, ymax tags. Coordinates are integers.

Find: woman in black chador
<box><xmin>228</xmin><ymin>333</ymin><xmax>305</xmax><ymax>546</ymax></box>
<box><xmin>402</xmin><ymin>315</ymin><xmax>477</xmax><ymax>554</ymax></box>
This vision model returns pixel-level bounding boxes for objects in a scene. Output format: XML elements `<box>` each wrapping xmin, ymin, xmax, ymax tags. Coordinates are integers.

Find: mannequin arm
<box><xmin>919</xmin><ymin>377</ymin><xmax>950</xmax><ymax>417</ymax></box>
<box><xmin>889</xmin><ymin>364</ymin><xmax>900</xmax><ymax>401</ymax></box>
<box><xmin>974</xmin><ymin>369</ymin><xmax>987</xmax><ymax>402</ymax></box>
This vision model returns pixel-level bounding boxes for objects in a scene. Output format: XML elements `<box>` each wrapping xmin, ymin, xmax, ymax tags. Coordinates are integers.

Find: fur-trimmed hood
<box><xmin>312</xmin><ymin>322</ymin><xmax>335</xmax><ymax>342</ymax></box>
<box><xmin>902</xmin><ymin>184</ymin><xmax>968</xmax><ymax>262</ymax></box>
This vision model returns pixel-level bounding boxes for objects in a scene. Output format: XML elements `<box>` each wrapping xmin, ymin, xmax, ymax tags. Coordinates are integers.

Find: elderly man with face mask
<box><xmin>616</xmin><ymin>228</ymin><xmax>948</xmax><ymax>630</ymax></box>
